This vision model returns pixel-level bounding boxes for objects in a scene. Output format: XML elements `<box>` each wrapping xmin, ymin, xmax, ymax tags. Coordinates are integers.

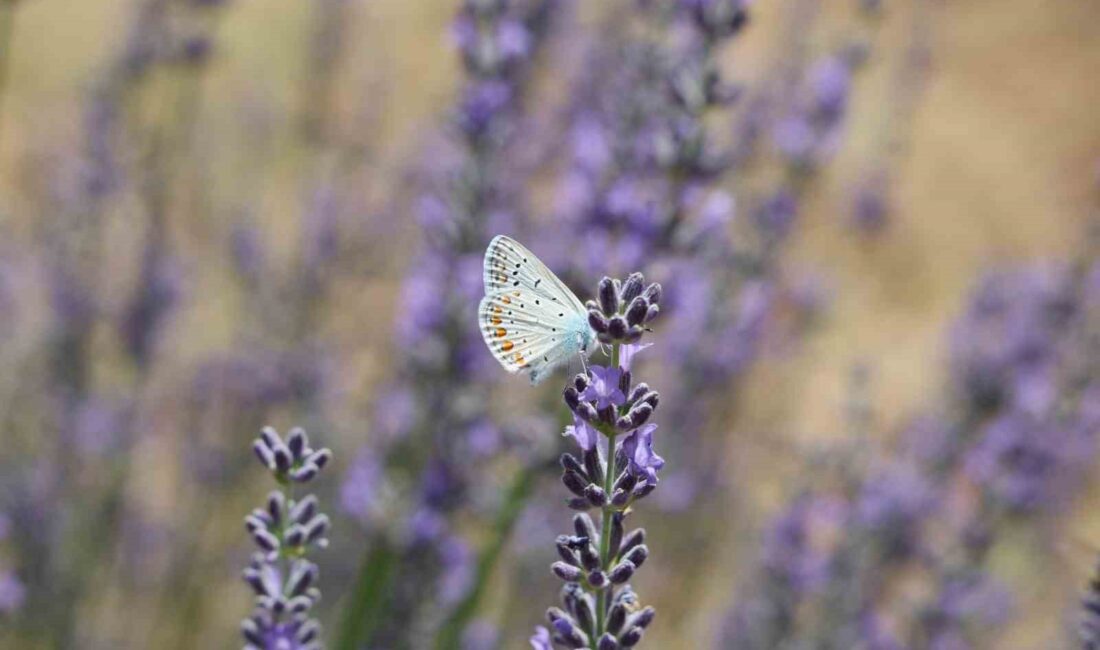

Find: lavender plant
<box><xmin>719</xmin><ymin>252</ymin><xmax>1100</xmax><ymax>649</ymax></box>
<box><xmin>242</xmin><ymin>426</ymin><xmax>333</xmax><ymax>650</ymax></box>
<box><xmin>530</xmin><ymin>272</ymin><xmax>663</xmax><ymax>649</ymax></box>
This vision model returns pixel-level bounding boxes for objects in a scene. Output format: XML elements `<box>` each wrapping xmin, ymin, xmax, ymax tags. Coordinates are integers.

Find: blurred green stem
<box><xmin>334</xmin><ymin>534</ymin><xmax>395</xmax><ymax>650</ymax></box>
<box><xmin>434</xmin><ymin>461</ymin><xmax>539</xmax><ymax>649</ymax></box>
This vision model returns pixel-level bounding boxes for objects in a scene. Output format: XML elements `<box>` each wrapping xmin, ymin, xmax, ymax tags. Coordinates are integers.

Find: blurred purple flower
<box><xmin>0</xmin><ymin>571</ymin><xmax>25</xmax><ymax>614</ymax></box>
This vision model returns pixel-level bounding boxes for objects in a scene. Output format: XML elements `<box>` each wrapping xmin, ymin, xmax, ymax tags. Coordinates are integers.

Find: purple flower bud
<box><xmin>609</xmin><ymin>560</ymin><xmax>636</xmax><ymax>584</ymax></box>
<box><xmin>285</xmin><ymin>525</ymin><xmax>306</xmax><ymax>548</ymax></box>
<box><xmin>574</xmin><ymin>373</ymin><xmax>590</xmax><ymax>392</ymax></box>
<box><xmin>583</xmin><ymin>448</ymin><xmax>604</xmax><ymax>485</ymax></box>
<box><xmin>561</xmin><ymin>453</ymin><xmax>587</xmax><ymax>479</ymax></box>
<box><xmin>272</xmin><ymin>445</ymin><xmax>292</xmax><ymax>472</ymax></box>
<box><xmin>620</xmin><ymin>529</ymin><xmax>645</xmax><ymax>556</ymax></box>
<box><xmin>287</xmin><ymin>427</ymin><xmax>307</xmax><ymax>459</ymax></box>
<box><xmin>611</xmin><ymin>489</ymin><xmax>631</xmax><ymax>507</ymax></box>
<box><xmin>614</xmin><ymin>472</ymin><xmax>638</xmax><ymax>494</ymax></box>
<box><xmin>642</xmin><ymin>282</ymin><xmax>661</xmax><ymax>306</ymax></box>
<box><xmin>598</xmin><ymin>633</ymin><xmax>620</xmax><ymax>650</ymax></box>
<box><xmin>556</xmin><ymin>538</ymin><xmax>580</xmax><ymax>566</ymax></box>
<box><xmin>562</xmin><ymin>470</ymin><xmax>590</xmax><ymax>497</ymax></box>
<box><xmin>291</xmin><ymin>463</ymin><xmax>319</xmax><ymax>483</ymax></box>
<box><xmin>253</xmin><ymin>440</ymin><xmax>275</xmax><ymax>469</ymax></box>
<box><xmin>608</xmin><ymin>512</ymin><xmax>625</xmax><ymax>559</ymax></box>
<box><xmin>628</xmin><ymin>607</ymin><xmax>656</xmax><ymax>630</ymax></box>
<box><xmin>552</xmin><ymin>562</ymin><xmax>583</xmax><ymax>582</ymax></box>
<box><xmin>608</xmin><ymin>603</ymin><xmax>627</xmax><ymax>635</ymax></box>
<box><xmin>627</xmin><ymin>403</ymin><xmax>654</xmax><ymax>428</ymax></box>
<box><xmin>308</xmin><ymin>449</ymin><xmax>332</xmax><ymax>471</ymax></box>
<box><xmin>252</xmin><ymin>529</ymin><xmax>280</xmax><ymax>553</ymax></box>
<box><xmin>608</xmin><ymin>316</ymin><xmax>628</xmax><ymax>339</ymax></box>
<box><xmin>627</xmin><ymin>383</ymin><xmax>650</xmax><ymax>403</ymax></box>
<box><xmin>619</xmin><ymin>626</ymin><xmax>643</xmax><ymax>647</ymax></box>
<box><xmin>644</xmin><ymin>303</ymin><xmax>660</xmax><ymax>323</ymax></box>
<box><xmin>267</xmin><ymin>491</ymin><xmax>285</xmax><ymax>526</ymax></box>
<box><xmin>260</xmin><ymin>426</ymin><xmax>281</xmax><ymax>450</ymax></box>
<box><xmin>598</xmin><ymin>276</ymin><xmax>619</xmax><ymax>315</ymax></box>
<box><xmin>286</xmin><ymin>562</ymin><xmax>317</xmax><ymax>596</ymax></box>
<box><xmin>241</xmin><ymin>619</ymin><xmax>264</xmax><ymax>645</ymax></box>
<box><xmin>620</xmin><ymin>273</ymin><xmax>645</xmax><ymax>303</ymax></box>
<box><xmin>623</xmin><ymin>544</ymin><xmax>648</xmax><ymax>569</ymax></box>
<box><xmin>304</xmin><ymin>515</ymin><xmax>331</xmax><ymax>544</ymax></box>
<box><xmin>298</xmin><ymin>620</ymin><xmax>321</xmax><ymax>643</ymax></box>
<box><xmin>563</xmin><ymin>386</ymin><xmax>581</xmax><ymax>411</ymax></box>
<box><xmin>290</xmin><ymin>495</ymin><xmax>318</xmax><ymax>524</ymax></box>
<box><xmin>579</xmin><ymin>543</ymin><xmax>601</xmax><ymax>572</ymax></box>
<box><xmin>287</xmin><ymin>595</ymin><xmax>313</xmax><ymax>614</ymax></box>
<box><xmin>553</xmin><ymin>617</ymin><xmax>589</xmax><ymax>648</ymax></box>
<box><xmin>587</xmin><ymin>570</ymin><xmax>608</xmax><ymax>588</ymax></box>
<box><xmin>589</xmin><ymin>310</ymin><xmax>610</xmax><ymax>333</ymax></box>
<box><xmin>625</xmin><ymin>296</ymin><xmax>649</xmax><ymax>326</ymax></box>
<box><xmin>585</xmin><ymin>484</ymin><xmax>609</xmax><ymax>507</ymax></box>
<box><xmin>572</xmin><ymin>594</ymin><xmax>597</xmax><ymax>637</ymax></box>
<box><xmin>574</xmin><ymin>513</ymin><xmax>597</xmax><ymax>541</ymax></box>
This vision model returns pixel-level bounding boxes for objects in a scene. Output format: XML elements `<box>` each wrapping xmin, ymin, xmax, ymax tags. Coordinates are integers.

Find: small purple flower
<box><xmin>620</xmin><ymin>342</ymin><xmax>653</xmax><ymax>371</ymax></box>
<box><xmin>529</xmin><ymin>626</ymin><xmax>553</xmax><ymax>650</ymax></box>
<box><xmin>621</xmin><ymin>423</ymin><xmax>665</xmax><ymax>485</ymax></box>
<box><xmin>564</xmin><ymin>412</ymin><xmax>598</xmax><ymax>451</ymax></box>
<box><xmin>583</xmin><ymin>365</ymin><xmax>626</xmax><ymax>409</ymax></box>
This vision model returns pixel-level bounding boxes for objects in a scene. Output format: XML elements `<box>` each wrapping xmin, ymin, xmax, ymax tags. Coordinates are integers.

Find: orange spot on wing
<box><xmin>495</xmin><ymin>327</ymin><xmax>507</xmax><ymax>338</ymax></box>
<box><xmin>497</xmin><ymin>273</ymin><xmax>508</xmax><ymax>283</ymax></box>
<box><xmin>514</xmin><ymin>353</ymin><xmax>526</xmax><ymax>365</ymax></box>
<box><xmin>502</xmin><ymin>296</ymin><xmax>511</xmax><ymax>304</ymax></box>
<box><xmin>491</xmin><ymin>316</ymin><xmax>502</xmax><ymax>325</ymax></box>
<box><xmin>502</xmin><ymin>341</ymin><xmax>514</xmax><ymax>352</ymax></box>
<box><xmin>492</xmin><ymin>305</ymin><xmax>502</xmax><ymax>314</ymax></box>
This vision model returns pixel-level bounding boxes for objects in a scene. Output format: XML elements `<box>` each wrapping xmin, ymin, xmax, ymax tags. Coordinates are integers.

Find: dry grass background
<box><xmin>1</xmin><ymin>0</ymin><xmax>1098</xmax><ymax>647</ymax></box>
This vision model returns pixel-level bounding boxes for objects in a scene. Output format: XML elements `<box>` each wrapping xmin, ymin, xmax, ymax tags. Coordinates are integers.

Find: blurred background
<box><xmin>0</xmin><ymin>0</ymin><xmax>1097</xmax><ymax>648</ymax></box>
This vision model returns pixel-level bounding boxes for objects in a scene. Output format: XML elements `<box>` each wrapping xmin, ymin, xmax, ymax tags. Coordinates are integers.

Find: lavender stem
<box><xmin>595</xmin><ymin>342</ymin><xmax>622</xmax><ymax>637</ymax></box>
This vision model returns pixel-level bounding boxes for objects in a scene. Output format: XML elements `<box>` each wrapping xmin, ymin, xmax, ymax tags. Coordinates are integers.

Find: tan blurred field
<box><xmin>1</xmin><ymin>0</ymin><xmax>1098</xmax><ymax>647</ymax></box>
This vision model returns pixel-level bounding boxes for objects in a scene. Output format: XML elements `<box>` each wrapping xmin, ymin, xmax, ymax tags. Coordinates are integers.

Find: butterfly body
<box><xmin>478</xmin><ymin>235</ymin><xmax>596</xmax><ymax>384</ymax></box>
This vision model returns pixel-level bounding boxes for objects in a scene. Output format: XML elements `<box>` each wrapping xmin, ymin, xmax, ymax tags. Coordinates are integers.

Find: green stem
<box><xmin>334</xmin><ymin>534</ymin><xmax>395</xmax><ymax>650</ymax></box>
<box><xmin>595</xmin><ymin>343</ymin><xmax>621</xmax><ymax>638</ymax></box>
<box><xmin>434</xmin><ymin>461</ymin><xmax>539</xmax><ymax>649</ymax></box>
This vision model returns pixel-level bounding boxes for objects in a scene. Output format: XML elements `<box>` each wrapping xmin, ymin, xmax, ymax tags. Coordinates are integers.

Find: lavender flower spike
<box><xmin>242</xmin><ymin>426</ymin><xmax>332</xmax><ymax>650</ymax></box>
<box><xmin>542</xmin><ymin>272</ymin><xmax>664</xmax><ymax>648</ymax></box>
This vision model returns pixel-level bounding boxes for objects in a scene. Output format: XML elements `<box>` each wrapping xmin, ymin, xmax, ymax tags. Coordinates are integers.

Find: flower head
<box><xmin>564</xmin><ymin>412</ymin><xmax>598</xmax><ymax>451</ymax></box>
<box><xmin>621</xmin><ymin>423</ymin><xmax>665</xmax><ymax>485</ymax></box>
<box><xmin>583</xmin><ymin>365</ymin><xmax>626</xmax><ymax>409</ymax></box>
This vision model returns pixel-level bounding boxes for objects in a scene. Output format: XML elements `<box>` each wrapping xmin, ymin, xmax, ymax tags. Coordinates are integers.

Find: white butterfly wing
<box><xmin>483</xmin><ymin>235</ymin><xmax>588</xmax><ymax>315</ymax></box>
<box><xmin>480</xmin><ymin>236</ymin><xmax>592</xmax><ymax>383</ymax></box>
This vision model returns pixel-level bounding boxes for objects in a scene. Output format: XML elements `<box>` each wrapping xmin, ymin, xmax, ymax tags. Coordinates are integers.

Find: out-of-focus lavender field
<box><xmin>0</xmin><ymin>0</ymin><xmax>1097</xmax><ymax>648</ymax></box>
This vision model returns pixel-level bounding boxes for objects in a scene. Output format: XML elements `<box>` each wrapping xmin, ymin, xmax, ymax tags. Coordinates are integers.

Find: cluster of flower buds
<box><xmin>242</xmin><ymin>427</ymin><xmax>331</xmax><ymax>650</ymax></box>
<box><xmin>533</xmin><ymin>581</ymin><xmax>657</xmax><ymax>649</ymax></box>
<box><xmin>550</xmin><ymin>512</ymin><xmax>651</xmax><ymax>593</ymax></box>
<box><xmin>557</xmin><ymin>405</ymin><xmax>661</xmax><ymax>511</ymax></box>
<box><xmin>244</xmin><ymin>490</ymin><xmax>331</xmax><ymax>561</ymax></box>
<box><xmin>253</xmin><ymin>426</ymin><xmax>333</xmax><ymax>484</ymax></box>
<box><xmin>586</xmin><ymin>273</ymin><xmax>661</xmax><ymax>345</ymax></box>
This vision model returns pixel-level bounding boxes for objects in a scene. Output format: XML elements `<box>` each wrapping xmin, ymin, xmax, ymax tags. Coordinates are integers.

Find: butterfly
<box><xmin>478</xmin><ymin>235</ymin><xmax>596</xmax><ymax>384</ymax></box>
